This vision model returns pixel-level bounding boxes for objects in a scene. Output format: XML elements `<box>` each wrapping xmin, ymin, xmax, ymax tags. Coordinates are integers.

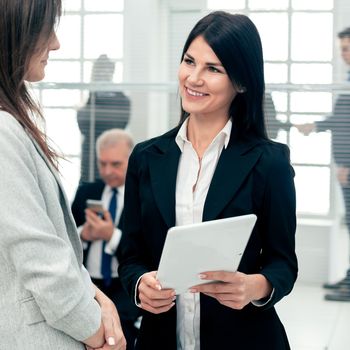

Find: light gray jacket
<box><xmin>0</xmin><ymin>111</ymin><xmax>101</xmax><ymax>349</ymax></box>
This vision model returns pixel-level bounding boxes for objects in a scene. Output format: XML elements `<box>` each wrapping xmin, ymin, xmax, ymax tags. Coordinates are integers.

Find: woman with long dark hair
<box><xmin>119</xmin><ymin>11</ymin><xmax>297</xmax><ymax>349</ymax></box>
<box><xmin>0</xmin><ymin>1</ymin><xmax>125</xmax><ymax>349</ymax></box>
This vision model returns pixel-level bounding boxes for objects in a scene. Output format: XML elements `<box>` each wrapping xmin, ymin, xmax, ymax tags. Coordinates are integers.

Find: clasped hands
<box><xmin>81</xmin><ymin>208</ymin><xmax>114</xmax><ymax>242</ymax></box>
<box><xmin>84</xmin><ymin>288</ymin><xmax>126</xmax><ymax>350</ymax></box>
<box><xmin>138</xmin><ymin>270</ymin><xmax>272</xmax><ymax>314</ymax></box>
<box><xmin>294</xmin><ymin>123</ymin><xmax>315</xmax><ymax>136</ymax></box>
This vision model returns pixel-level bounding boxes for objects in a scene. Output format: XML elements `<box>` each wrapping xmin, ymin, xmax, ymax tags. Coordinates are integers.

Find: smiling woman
<box><xmin>118</xmin><ymin>10</ymin><xmax>297</xmax><ymax>350</ymax></box>
<box><xmin>178</xmin><ymin>36</ymin><xmax>237</xmax><ymax>127</ymax></box>
<box><xmin>25</xmin><ymin>32</ymin><xmax>60</xmax><ymax>82</ymax></box>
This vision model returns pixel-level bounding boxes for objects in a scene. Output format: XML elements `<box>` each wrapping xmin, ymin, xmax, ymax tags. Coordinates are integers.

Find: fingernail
<box><xmin>156</xmin><ymin>284</ymin><xmax>162</xmax><ymax>290</ymax></box>
<box><xmin>108</xmin><ymin>337</ymin><xmax>116</xmax><ymax>346</ymax></box>
<box><xmin>198</xmin><ymin>274</ymin><xmax>207</xmax><ymax>279</ymax></box>
<box><xmin>189</xmin><ymin>288</ymin><xmax>197</xmax><ymax>293</ymax></box>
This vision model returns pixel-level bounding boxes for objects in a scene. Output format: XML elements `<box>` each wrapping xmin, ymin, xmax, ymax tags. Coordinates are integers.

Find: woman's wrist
<box><xmin>249</xmin><ymin>274</ymin><xmax>272</xmax><ymax>301</ymax></box>
<box><xmin>83</xmin><ymin>322</ymin><xmax>104</xmax><ymax>348</ymax></box>
<box><xmin>94</xmin><ymin>285</ymin><xmax>112</xmax><ymax>308</ymax></box>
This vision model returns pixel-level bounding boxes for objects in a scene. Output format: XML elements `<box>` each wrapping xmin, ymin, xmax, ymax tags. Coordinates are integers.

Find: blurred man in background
<box><xmin>72</xmin><ymin>129</ymin><xmax>140</xmax><ymax>348</ymax></box>
<box><xmin>296</xmin><ymin>27</ymin><xmax>350</xmax><ymax>302</ymax></box>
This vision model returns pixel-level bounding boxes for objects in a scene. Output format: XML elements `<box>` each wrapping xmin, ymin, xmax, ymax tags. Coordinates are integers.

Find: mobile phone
<box><xmin>86</xmin><ymin>199</ymin><xmax>104</xmax><ymax>214</ymax></box>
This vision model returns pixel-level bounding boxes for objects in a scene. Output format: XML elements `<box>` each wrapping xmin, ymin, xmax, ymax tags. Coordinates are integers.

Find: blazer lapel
<box><xmin>29</xmin><ymin>136</ymin><xmax>83</xmax><ymax>262</ymax></box>
<box><xmin>148</xmin><ymin>133</ymin><xmax>181</xmax><ymax>229</ymax></box>
<box><xmin>203</xmin><ymin>137</ymin><xmax>263</xmax><ymax>221</ymax></box>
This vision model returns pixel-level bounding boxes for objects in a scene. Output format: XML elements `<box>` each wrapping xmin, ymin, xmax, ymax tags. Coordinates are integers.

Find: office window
<box><xmin>35</xmin><ymin>1</ymin><xmax>125</xmax><ymax>200</ymax></box>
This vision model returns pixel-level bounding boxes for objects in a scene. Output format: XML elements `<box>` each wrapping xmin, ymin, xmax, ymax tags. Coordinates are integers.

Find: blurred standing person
<box><xmin>296</xmin><ymin>27</ymin><xmax>350</xmax><ymax>302</ymax></box>
<box><xmin>0</xmin><ymin>0</ymin><xmax>125</xmax><ymax>349</ymax></box>
<box><xmin>77</xmin><ymin>54</ymin><xmax>130</xmax><ymax>183</ymax></box>
<box><xmin>72</xmin><ymin>129</ymin><xmax>140</xmax><ymax>349</ymax></box>
<box><xmin>118</xmin><ymin>11</ymin><xmax>297</xmax><ymax>350</ymax></box>
<box><xmin>265</xmin><ymin>92</ymin><xmax>292</xmax><ymax>139</ymax></box>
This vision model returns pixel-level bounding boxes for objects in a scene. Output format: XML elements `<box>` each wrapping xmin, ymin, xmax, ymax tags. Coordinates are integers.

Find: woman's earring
<box><xmin>237</xmin><ymin>86</ymin><xmax>246</xmax><ymax>93</ymax></box>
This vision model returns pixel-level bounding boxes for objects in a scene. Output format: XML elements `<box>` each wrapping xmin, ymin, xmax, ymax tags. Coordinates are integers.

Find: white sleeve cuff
<box><xmin>134</xmin><ymin>274</ymin><xmax>147</xmax><ymax>308</ymax></box>
<box><xmin>104</xmin><ymin>228</ymin><xmax>122</xmax><ymax>255</ymax></box>
<box><xmin>77</xmin><ymin>225</ymin><xmax>88</xmax><ymax>249</ymax></box>
<box><xmin>251</xmin><ymin>288</ymin><xmax>275</xmax><ymax>307</ymax></box>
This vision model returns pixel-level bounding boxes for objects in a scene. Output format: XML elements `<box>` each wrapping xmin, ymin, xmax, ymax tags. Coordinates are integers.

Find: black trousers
<box><xmin>341</xmin><ymin>185</ymin><xmax>350</xmax><ymax>233</ymax></box>
<box><xmin>341</xmin><ymin>185</ymin><xmax>350</xmax><ymax>275</ymax></box>
<box><xmin>92</xmin><ymin>277</ymin><xmax>140</xmax><ymax>350</ymax></box>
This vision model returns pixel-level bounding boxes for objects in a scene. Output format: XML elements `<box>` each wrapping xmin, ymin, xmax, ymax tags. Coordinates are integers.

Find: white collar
<box><xmin>175</xmin><ymin>117</ymin><xmax>232</xmax><ymax>152</ymax></box>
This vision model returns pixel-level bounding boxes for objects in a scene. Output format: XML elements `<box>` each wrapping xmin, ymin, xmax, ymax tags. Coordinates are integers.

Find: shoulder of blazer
<box><xmin>133</xmin><ymin>125</ymin><xmax>181</xmax><ymax>156</ymax></box>
<box><xmin>74</xmin><ymin>180</ymin><xmax>105</xmax><ymax>204</ymax></box>
<box><xmin>258</xmin><ymin>139</ymin><xmax>291</xmax><ymax>162</ymax></box>
<box><xmin>252</xmin><ymin>139</ymin><xmax>293</xmax><ymax>178</ymax></box>
<box><xmin>0</xmin><ymin>111</ymin><xmax>31</xmax><ymax>145</ymax></box>
<box><xmin>78</xmin><ymin>180</ymin><xmax>105</xmax><ymax>194</ymax></box>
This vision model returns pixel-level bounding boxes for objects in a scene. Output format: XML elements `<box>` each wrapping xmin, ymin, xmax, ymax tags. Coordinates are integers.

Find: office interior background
<box><xmin>34</xmin><ymin>0</ymin><xmax>349</xmax><ymax>348</ymax></box>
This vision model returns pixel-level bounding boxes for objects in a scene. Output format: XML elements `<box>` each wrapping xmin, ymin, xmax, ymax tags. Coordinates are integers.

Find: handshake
<box><xmin>293</xmin><ymin>123</ymin><xmax>316</xmax><ymax>136</ymax></box>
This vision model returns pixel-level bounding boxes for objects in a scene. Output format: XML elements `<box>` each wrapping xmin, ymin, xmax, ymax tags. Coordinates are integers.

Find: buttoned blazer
<box><xmin>118</xmin><ymin>125</ymin><xmax>298</xmax><ymax>350</ymax></box>
<box><xmin>0</xmin><ymin>111</ymin><xmax>101</xmax><ymax>350</ymax></box>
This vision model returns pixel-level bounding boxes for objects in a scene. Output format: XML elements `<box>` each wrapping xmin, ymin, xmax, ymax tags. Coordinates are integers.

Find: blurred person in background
<box><xmin>77</xmin><ymin>54</ymin><xmax>130</xmax><ymax>183</ymax></box>
<box><xmin>265</xmin><ymin>92</ymin><xmax>292</xmax><ymax>140</ymax></box>
<box><xmin>296</xmin><ymin>27</ymin><xmax>350</xmax><ymax>302</ymax></box>
<box><xmin>72</xmin><ymin>129</ymin><xmax>140</xmax><ymax>349</ymax></box>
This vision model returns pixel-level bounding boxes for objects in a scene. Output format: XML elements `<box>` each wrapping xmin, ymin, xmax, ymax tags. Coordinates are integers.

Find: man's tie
<box><xmin>101</xmin><ymin>188</ymin><xmax>118</xmax><ymax>285</ymax></box>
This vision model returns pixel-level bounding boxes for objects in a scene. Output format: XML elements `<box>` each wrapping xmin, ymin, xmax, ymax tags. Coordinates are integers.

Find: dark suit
<box><xmin>265</xmin><ymin>93</ymin><xmax>292</xmax><ymax>139</ymax></box>
<box><xmin>316</xmin><ymin>93</ymin><xmax>350</xmax><ymax>230</ymax></box>
<box><xmin>118</xmin><ymin>125</ymin><xmax>298</xmax><ymax>350</ymax></box>
<box><xmin>71</xmin><ymin>180</ymin><xmax>139</xmax><ymax>349</ymax></box>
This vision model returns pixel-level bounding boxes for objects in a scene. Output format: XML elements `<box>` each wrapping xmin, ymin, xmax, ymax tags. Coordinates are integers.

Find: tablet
<box><xmin>156</xmin><ymin>214</ymin><xmax>257</xmax><ymax>294</ymax></box>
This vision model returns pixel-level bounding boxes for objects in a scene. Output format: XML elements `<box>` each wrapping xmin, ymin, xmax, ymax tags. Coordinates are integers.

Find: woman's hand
<box><xmin>90</xmin><ymin>286</ymin><xmax>126</xmax><ymax>350</ymax></box>
<box><xmin>83</xmin><ymin>323</ymin><xmax>105</xmax><ymax>349</ymax></box>
<box><xmin>138</xmin><ymin>271</ymin><xmax>176</xmax><ymax>314</ymax></box>
<box><xmin>189</xmin><ymin>271</ymin><xmax>272</xmax><ymax>310</ymax></box>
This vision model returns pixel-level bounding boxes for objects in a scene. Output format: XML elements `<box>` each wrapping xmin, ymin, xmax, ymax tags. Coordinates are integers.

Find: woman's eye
<box><xmin>208</xmin><ymin>66</ymin><xmax>220</xmax><ymax>73</ymax></box>
<box><xmin>184</xmin><ymin>58</ymin><xmax>194</xmax><ymax>65</ymax></box>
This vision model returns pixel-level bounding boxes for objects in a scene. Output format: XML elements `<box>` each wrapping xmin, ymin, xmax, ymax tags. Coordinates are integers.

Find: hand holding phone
<box><xmin>86</xmin><ymin>199</ymin><xmax>104</xmax><ymax>216</ymax></box>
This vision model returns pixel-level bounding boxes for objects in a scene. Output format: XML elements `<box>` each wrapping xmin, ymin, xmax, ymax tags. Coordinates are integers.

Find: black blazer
<box><xmin>71</xmin><ymin>180</ymin><xmax>140</xmax><ymax>324</ymax></box>
<box><xmin>71</xmin><ymin>180</ymin><xmax>105</xmax><ymax>227</ymax></box>
<box><xmin>118</xmin><ymin>126</ymin><xmax>298</xmax><ymax>350</ymax></box>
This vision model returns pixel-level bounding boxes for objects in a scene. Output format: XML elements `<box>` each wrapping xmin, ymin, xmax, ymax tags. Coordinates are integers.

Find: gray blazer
<box><xmin>0</xmin><ymin>111</ymin><xmax>101</xmax><ymax>349</ymax></box>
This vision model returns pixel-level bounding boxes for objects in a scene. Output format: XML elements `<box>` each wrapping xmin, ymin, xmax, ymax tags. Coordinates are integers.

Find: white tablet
<box><xmin>156</xmin><ymin>214</ymin><xmax>257</xmax><ymax>294</ymax></box>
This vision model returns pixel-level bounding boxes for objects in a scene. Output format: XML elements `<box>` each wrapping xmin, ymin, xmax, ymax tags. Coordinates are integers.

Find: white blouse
<box><xmin>175</xmin><ymin>118</ymin><xmax>232</xmax><ymax>350</ymax></box>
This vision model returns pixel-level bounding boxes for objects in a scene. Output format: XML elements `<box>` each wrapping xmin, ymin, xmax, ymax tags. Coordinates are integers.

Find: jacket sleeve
<box><xmin>0</xmin><ymin>116</ymin><xmax>101</xmax><ymax>341</ymax></box>
<box><xmin>117</xmin><ymin>144</ymin><xmax>149</xmax><ymax>301</ymax></box>
<box><xmin>257</xmin><ymin>144</ymin><xmax>298</xmax><ymax>309</ymax></box>
<box><xmin>71</xmin><ymin>184</ymin><xmax>88</xmax><ymax>227</ymax></box>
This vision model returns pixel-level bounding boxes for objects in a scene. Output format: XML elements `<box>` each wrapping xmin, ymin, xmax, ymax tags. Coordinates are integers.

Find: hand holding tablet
<box><xmin>156</xmin><ymin>214</ymin><xmax>257</xmax><ymax>294</ymax></box>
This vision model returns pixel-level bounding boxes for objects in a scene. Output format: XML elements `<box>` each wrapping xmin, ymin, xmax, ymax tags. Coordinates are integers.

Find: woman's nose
<box><xmin>49</xmin><ymin>32</ymin><xmax>60</xmax><ymax>51</ymax></box>
<box><xmin>187</xmin><ymin>68</ymin><xmax>204</xmax><ymax>86</ymax></box>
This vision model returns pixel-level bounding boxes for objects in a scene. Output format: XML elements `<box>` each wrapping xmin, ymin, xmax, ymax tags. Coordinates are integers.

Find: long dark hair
<box><xmin>0</xmin><ymin>0</ymin><xmax>62</xmax><ymax>167</ymax></box>
<box><xmin>179</xmin><ymin>11</ymin><xmax>267</xmax><ymax>139</ymax></box>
